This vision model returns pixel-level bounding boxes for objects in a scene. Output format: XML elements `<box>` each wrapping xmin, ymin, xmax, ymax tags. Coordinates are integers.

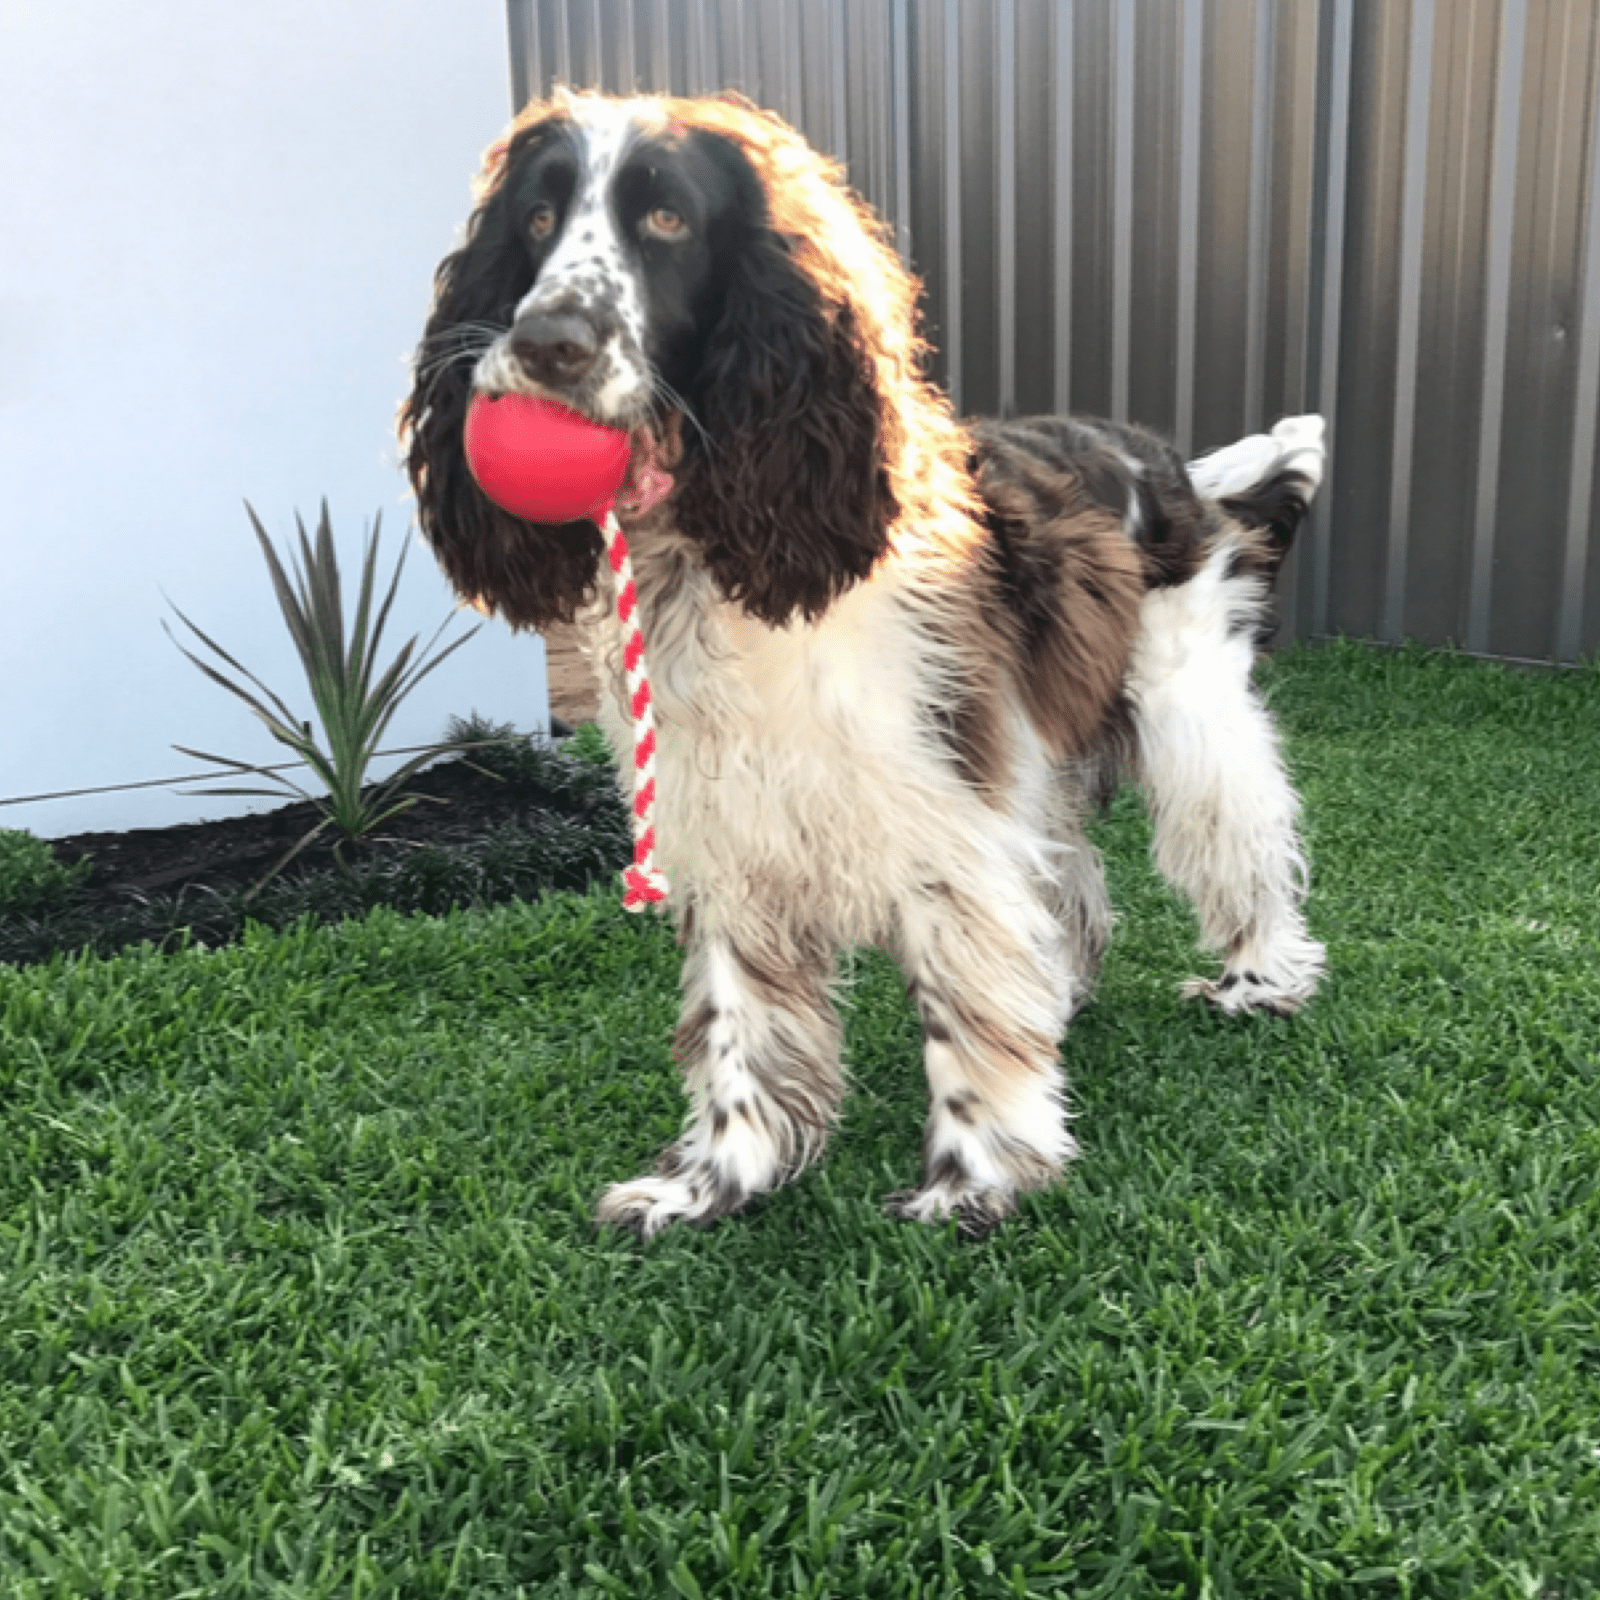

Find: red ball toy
<box><xmin>464</xmin><ymin>393</ymin><xmax>631</xmax><ymax>522</ymax></box>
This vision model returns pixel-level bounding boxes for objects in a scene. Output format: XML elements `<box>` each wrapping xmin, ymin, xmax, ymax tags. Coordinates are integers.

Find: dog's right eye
<box><xmin>530</xmin><ymin>203</ymin><xmax>558</xmax><ymax>241</ymax></box>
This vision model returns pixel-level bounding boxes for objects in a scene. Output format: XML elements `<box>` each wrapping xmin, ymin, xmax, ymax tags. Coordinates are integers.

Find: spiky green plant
<box><xmin>165</xmin><ymin>504</ymin><xmax>479</xmax><ymax>882</ymax></box>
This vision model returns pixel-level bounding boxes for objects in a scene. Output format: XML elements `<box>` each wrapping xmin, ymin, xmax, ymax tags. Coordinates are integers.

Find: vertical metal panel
<box><xmin>737</xmin><ymin>1</ymin><xmax>756</xmax><ymax>94</ymax></box>
<box><xmin>784</xmin><ymin>0</ymin><xmax>803</xmax><ymax>128</ymax></box>
<box><xmin>1559</xmin><ymin>17</ymin><xmax>1600</xmax><ymax>660</ymax></box>
<box><xmin>1109</xmin><ymin>0</ymin><xmax>1136</xmax><ymax>423</ymax></box>
<box><xmin>1273</xmin><ymin>4</ymin><xmax>1320</xmax><ymax>425</ymax></box>
<box><xmin>996</xmin><ymin>0</ymin><xmax>1017</xmax><ymax>417</ymax></box>
<box><xmin>616</xmin><ymin>0</ymin><xmax>635</xmax><ymax>91</ymax></box>
<box><xmin>892</xmin><ymin>0</ymin><xmax>912</xmax><ymax>263</ymax></box>
<box><xmin>588</xmin><ymin>0</ymin><xmax>603</xmax><ymax>85</ymax></box>
<box><xmin>1261</xmin><ymin>1</ymin><xmax>1320</xmax><ymax>645</ymax></box>
<box><xmin>687</xmin><ymin>0</ymin><xmax>708</xmax><ymax>93</ymax></box>
<box><xmin>1052</xmin><ymin>0</ymin><xmax>1074</xmax><ymax>413</ymax></box>
<box><xmin>1173</xmin><ymin>0</ymin><xmax>1203</xmax><ymax>455</ymax></box>
<box><xmin>1012</xmin><ymin>1</ymin><xmax>1057</xmax><ymax>417</ymax></box>
<box><xmin>1241</xmin><ymin>0</ymin><xmax>1274</xmax><ymax>433</ymax></box>
<box><xmin>832</xmin><ymin>0</ymin><xmax>857</xmax><ymax>159</ymax></box>
<box><xmin>507</xmin><ymin>0</ymin><xmax>536</xmax><ymax>107</ymax></box>
<box><xmin>1467</xmin><ymin>0</ymin><xmax>1528</xmax><ymax>654</ymax></box>
<box><xmin>1383</xmin><ymin>0</ymin><xmax>1435</xmax><ymax>645</ymax></box>
<box><xmin>1494</xmin><ymin>1</ymin><xmax>1600</xmax><ymax>661</ymax></box>
<box><xmin>1311</xmin><ymin>0</ymin><xmax>1352</xmax><ymax>640</ymax></box>
<box><xmin>508</xmin><ymin>0</ymin><xmax>1600</xmax><ymax>662</ymax></box>
<box><xmin>553</xmin><ymin>0</ymin><xmax>572</xmax><ymax>82</ymax></box>
<box><xmin>941</xmin><ymin>0</ymin><xmax>963</xmax><ymax>413</ymax></box>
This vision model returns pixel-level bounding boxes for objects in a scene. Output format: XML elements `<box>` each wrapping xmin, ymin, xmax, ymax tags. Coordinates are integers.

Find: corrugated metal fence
<box><xmin>506</xmin><ymin>0</ymin><xmax>1600</xmax><ymax>663</ymax></box>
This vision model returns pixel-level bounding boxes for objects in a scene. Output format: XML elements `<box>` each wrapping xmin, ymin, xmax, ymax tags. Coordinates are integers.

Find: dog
<box><xmin>401</xmin><ymin>90</ymin><xmax>1325</xmax><ymax>1235</ymax></box>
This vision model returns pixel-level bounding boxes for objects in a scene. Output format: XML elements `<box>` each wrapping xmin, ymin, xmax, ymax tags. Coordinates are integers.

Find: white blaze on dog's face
<box><xmin>474</xmin><ymin>95</ymin><xmax>753</xmax><ymax>428</ymax></box>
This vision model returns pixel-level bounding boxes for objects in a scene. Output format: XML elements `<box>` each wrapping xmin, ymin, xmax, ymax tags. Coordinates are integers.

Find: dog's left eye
<box><xmin>642</xmin><ymin>207</ymin><xmax>687</xmax><ymax>241</ymax></box>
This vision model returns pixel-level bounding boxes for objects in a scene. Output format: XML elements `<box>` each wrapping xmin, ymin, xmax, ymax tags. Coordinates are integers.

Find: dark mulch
<box><xmin>2</xmin><ymin>737</ymin><xmax>631</xmax><ymax>967</ymax></box>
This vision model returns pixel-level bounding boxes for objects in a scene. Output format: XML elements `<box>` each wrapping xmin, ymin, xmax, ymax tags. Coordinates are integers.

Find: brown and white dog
<box><xmin>402</xmin><ymin>91</ymin><xmax>1326</xmax><ymax>1235</ymax></box>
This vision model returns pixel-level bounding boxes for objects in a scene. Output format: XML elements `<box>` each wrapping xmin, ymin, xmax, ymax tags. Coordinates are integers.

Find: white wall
<box><xmin>0</xmin><ymin>0</ymin><xmax>543</xmax><ymax>838</ymax></box>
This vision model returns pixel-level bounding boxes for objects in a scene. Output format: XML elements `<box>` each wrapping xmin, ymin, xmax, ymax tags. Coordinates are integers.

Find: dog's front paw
<box><xmin>596</xmin><ymin>1153</ymin><xmax>758</xmax><ymax>1237</ymax></box>
<box><xmin>596</xmin><ymin>1174</ymin><xmax>711</xmax><ymax>1237</ymax></box>
<box><xmin>883</xmin><ymin>1182</ymin><xmax>1014</xmax><ymax>1238</ymax></box>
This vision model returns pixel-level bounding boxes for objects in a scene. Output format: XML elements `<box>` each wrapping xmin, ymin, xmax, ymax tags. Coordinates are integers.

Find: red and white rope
<box><xmin>600</xmin><ymin>509</ymin><xmax>670</xmax><ymax>911</ymax></box>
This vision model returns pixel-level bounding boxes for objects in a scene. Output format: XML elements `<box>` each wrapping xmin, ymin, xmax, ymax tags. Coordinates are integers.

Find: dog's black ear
<box><xmin>400</xmin><ymin>119</ymin><xmax>602</xmax><ymax>630</ymax></box>
<box><xmin>674</xmin><ymin>228</ymin><xmax>898</xmax><ymax>627</ymax></box>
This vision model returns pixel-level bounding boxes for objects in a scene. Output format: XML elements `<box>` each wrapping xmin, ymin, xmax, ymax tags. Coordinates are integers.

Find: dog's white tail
<box><xmin>1187</xmin><ymin>413</ymin><xmax>1325</xmax><ymax>501</ymax></box>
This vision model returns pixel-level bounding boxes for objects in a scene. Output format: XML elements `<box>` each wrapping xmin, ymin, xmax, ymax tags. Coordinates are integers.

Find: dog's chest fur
<box><xmin>580</xmin><ymin>523</ymin><xmax>1030</xmax><ymax>942</ymax></box>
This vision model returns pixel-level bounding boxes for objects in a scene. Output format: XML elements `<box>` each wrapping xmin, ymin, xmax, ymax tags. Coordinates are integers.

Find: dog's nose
<box><xmin>511</xmin><ymin>313</ymin><xmax>599</xmax><ymax>388</ymax></box>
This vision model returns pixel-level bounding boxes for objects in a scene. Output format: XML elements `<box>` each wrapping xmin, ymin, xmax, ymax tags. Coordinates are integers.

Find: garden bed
<box><xmin>0</xmin><ymin>731</ymin><xmax>630</xmax><ymax>966</ymax></box>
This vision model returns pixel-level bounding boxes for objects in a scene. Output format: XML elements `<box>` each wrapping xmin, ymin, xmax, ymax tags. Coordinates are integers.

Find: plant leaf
<box><xmin>245</xmin><ymin>504</ymin><xmax>318</xmax><ymax>686</ymax></box>
<box><xmin>162</xmin><ymin>613</ymin><xmax>307</xmax><ymax>737</ymax></box>
<box><xmin>244</xmin><ymin>815</ymin><xmax>336</xmax><ymax>899</ymax></box>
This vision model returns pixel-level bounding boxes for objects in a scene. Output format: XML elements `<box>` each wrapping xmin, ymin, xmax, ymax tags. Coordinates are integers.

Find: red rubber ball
<box><xmin>464</xmin><ymin>393</ymin><xmax>631</xmax><ymax>522</ymax></box>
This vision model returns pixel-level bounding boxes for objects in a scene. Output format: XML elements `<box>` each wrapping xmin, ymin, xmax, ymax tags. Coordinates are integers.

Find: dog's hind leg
<box><xmin>595</xmin><ymin>912</ymin><xmax>843</xmax><ymax>1237</ymax></box>
<box><xmin>1125</xmin><ymin>536</ymin><xmax>1324</xmax><ymax>1015</ymax></box>
<box><xmin>1044</xmin><ymin>777</ymin><xmax>1115</xmax><ymax>1017</ymax></box>
<box><xmin>885</xmin><ymin>877</ymin><xmax>1078</xmax><ymax>1234</ymax></box>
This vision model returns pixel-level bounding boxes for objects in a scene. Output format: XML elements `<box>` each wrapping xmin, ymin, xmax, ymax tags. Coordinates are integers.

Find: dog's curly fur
<box><xmin>402</xmin><ymin>91</ymin><xmax>1327</xmax><ymax>1236</ymax></box>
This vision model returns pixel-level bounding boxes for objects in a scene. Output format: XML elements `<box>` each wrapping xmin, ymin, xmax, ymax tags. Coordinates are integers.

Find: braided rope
<box><xmin>600</xmin><ymin>509</ymin><xmax>670</xmax><ymax>911</ymax></box>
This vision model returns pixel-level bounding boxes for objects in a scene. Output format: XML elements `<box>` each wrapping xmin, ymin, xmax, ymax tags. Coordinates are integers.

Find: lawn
<box><xmin>2</xmin><ymin>642</ymin><xmax>1598</xmax><ymax>1598</ymax></box>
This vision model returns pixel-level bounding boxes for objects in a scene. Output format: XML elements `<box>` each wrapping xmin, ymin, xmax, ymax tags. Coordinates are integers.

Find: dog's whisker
<box><xmin>414</xmin><ymin>328</ymin><xmax>502</xmax><ymax>370</ymax></box>
<box><xmin>412</xmin><ymin>335</ymin><xmax>500</xmax><ymax>396</ymax></box>
<box><xmin>420</xmin><ymin>327</ymin><xmax>498</xmax><ymax>353</ymax></box>
<box><xmin>649</xmin><ymin>378</ymin><xmax>714</xmax><ymax>455</ymax></box>
<box><xmin>417</xmin><ymin>343</ymin><xmax>491</xmax><ymax>374</ymax></box>
<box><xmin>422</xmin><ymin>320</ymin><xmax>507</xmax><ymax>343</ymax></box>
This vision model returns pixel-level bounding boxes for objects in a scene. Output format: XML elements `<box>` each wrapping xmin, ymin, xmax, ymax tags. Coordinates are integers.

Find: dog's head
<box><xmin>401</xmin><ymin>91</ymin><xmax>906</xmax><ymax>630</ymax></box>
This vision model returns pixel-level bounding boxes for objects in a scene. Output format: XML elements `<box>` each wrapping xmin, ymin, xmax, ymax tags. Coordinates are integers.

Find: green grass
<box><xmin>2</xmin><ymin>642</ymin><xmax>1598</xmax><ymax>1598</ymax></box>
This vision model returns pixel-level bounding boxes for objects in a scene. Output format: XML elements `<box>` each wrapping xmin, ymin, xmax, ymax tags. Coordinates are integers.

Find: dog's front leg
<box><xmin>886</xmin><ymin>880</ymin><xmax>1078</xmax><ymax>1235</ymax></box>
<box><xmin>596</xmin><ymin>913</ymin><xmax>844</xmax><ymax>1237</ymax></box>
